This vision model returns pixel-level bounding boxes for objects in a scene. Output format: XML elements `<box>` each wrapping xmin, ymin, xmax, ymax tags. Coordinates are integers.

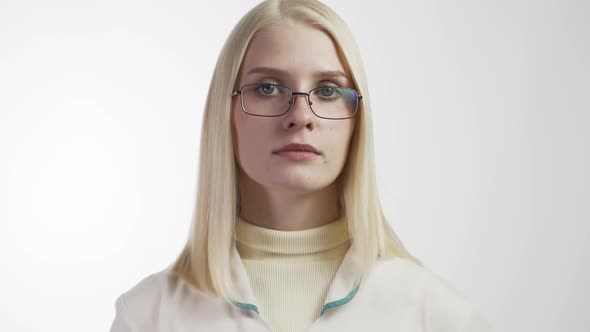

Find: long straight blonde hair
<box><xmin>170</xmin><ymin>0</ymin><xmax>421</xmax><ymax>304</ymax></box>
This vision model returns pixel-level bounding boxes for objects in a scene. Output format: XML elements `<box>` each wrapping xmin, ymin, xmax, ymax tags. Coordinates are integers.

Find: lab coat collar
<box><xmin>228</xmin><ymin>241</ymin><xmax>365</xmax><ymax>316</ymax></box>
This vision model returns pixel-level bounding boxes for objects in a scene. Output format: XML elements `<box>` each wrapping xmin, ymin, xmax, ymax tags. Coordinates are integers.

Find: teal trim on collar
<box><xmin>231</xmin><ymin>300</ymin><xmax>259</xmax><ymax>314</ymax></box>
<box><xmin>231</xmin><ymin>276</ymin><xmax>363</xmax><ymax>316</ymax></box>
<box><xmin>320</xmin><ymin>276</ymin><xmax>363</xmax><ymax>316</ymax></box>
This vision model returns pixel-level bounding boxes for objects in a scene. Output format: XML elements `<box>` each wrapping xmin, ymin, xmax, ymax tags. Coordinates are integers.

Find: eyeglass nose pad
<box><xmin>287</xmin><ymin>96</ymin><xmax>313</xmax><ymax>106</ymax></box>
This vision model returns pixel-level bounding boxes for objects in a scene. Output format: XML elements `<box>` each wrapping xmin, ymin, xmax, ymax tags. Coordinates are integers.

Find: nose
<box><xmin>284</xmin><ymin>92</ymin><xmax>315</xmax><ymax>127</ymax></box>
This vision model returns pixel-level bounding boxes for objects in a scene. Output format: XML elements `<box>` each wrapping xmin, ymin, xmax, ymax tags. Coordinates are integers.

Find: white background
<box><xmin>1</xmin><ymin>0</ymin><xmax>588</xmax><ymax>331</ymax></box>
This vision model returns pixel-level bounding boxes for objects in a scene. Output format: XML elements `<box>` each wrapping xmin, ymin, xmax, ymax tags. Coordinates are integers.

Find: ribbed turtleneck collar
<box><xmin>234</xmin><ymin>215</ymin><xmax>350</xmax><ymax>256</ymax></box>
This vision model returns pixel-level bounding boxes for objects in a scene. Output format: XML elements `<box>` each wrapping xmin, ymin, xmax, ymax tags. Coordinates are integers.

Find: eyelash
<box><xmin>256</xmin><ymin>79</ymin><xmax>280</xmax><ymax>85</ymax></box>
<box><xmin>255</xmin><ymin>79</ymin><xmax>341</xmax><ymax>88</ymax></box>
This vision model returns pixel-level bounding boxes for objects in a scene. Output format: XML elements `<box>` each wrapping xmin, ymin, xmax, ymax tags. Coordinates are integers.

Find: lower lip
<box><xmin>274</xmin><ymin>150</ymin><xmax>320</xmax><ymax>160</ymax></box>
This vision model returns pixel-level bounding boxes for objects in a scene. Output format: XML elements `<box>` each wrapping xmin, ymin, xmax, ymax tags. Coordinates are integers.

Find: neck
<box><xmin>238</xmin><ymin>172</ymin><xmax>341</xmax><ymax>231</ymax></box>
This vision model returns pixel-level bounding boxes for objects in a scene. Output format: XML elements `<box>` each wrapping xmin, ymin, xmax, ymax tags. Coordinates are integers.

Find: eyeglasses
<box><xmin>231</xmin><ymin>83</ymin><xmax>362</xmax><ymax>120</ymax></box>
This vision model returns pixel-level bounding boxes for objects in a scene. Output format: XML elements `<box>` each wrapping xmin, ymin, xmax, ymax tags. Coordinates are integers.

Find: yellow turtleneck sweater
<box><xmin>234</xmin><ymin>215</ymin><xmax>351</xmax><ymax>332</ymax></box>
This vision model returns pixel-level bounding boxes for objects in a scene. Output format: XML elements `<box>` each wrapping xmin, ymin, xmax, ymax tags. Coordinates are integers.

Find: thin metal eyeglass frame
<box><xmin>231</xmin><ymin>83</ymin><xmax>363</xmax><ymax>120</ymax></box>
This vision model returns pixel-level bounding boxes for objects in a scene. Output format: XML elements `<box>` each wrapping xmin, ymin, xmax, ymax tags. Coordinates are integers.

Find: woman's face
<box><xmin>232</xmin><ymin>22</ymin><xmax>356</xmax><ymax>194</ymax></box>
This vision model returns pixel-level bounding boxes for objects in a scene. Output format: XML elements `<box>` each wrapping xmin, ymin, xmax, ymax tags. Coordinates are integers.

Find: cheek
<box><xmin>233</xmin><ymin>106</ymin><xmax>269</xmax><ymax>165</ymax></box>
<box><xmin>233</xmin><ymin>108</ymin><xmax>247</xmax><ymax>152</ymax></box>
<box><xmin>328</xmin><ymin>121</ymin><xmax>355</xmax><ymax>153</ymax></box>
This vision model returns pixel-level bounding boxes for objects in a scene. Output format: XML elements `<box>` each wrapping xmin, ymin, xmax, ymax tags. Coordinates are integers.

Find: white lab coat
<box><xmin>109</xmin><ymin>243</ymin><xmax>492</xmax><ymax>332</ymax></box>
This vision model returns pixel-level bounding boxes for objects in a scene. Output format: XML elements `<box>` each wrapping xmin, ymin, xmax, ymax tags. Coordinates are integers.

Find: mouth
<box><xmin>273</xmin><ymin>150</ymin><xmax>320</xmax><ymax>161</ymax></box>
<box><xmin>272</xmin><ymin>142</ymin><xmax>321</xmax><ymax>161</ymax></box>
<box><xmin>273</xmin><ymin>143</ymin><xmax>321</xmax><ymax>155</ymax></box>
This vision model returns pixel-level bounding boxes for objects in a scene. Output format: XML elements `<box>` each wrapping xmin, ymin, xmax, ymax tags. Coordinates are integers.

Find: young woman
<box><xmin>109</xmin><ymin>0</ymin><xmax>491</xmax><ymax>331</ymax></box>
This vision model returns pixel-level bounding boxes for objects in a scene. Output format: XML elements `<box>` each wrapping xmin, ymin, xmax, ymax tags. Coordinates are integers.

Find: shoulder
<box><xmin>120</xmin><ymin>267</ymin><xmax>171</xmax><ymax>302</ymax></box>
<box><xmin>369</xmin><ymin>257</ymin><xmax>492</xmax><ymax>331</ymax></box>
<box><xmin>113</xmin><ymin>267</ymin><xmax>174</xmax><ymax>325</ymax></box>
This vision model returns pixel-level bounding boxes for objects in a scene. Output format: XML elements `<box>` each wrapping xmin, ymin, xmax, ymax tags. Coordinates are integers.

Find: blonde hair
<box><xmin>170</xmin><ymin>0</ymin><xmax>422</xmax><ymax>303</ymax></box>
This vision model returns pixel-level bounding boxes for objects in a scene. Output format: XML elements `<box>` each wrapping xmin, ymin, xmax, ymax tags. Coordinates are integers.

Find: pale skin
<box><xmin>231</xmin><ymin>22</ymin><xmax>357</xmax><ymax>231</ymax></box>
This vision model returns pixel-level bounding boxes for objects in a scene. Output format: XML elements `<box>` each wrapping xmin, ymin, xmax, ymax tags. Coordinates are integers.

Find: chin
<box><xmin>280</xmin><ymin>185</ymin><xmax>325</xmax><ymax>194</ymax></box>
<box><xmin>271</xmin><ymin>177</ymin><xmax>331</xmax><ymax>192</ymax></box>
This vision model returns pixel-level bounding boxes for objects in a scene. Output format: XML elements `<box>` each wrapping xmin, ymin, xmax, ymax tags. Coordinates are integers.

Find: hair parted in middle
<box><xmin>170</xmin><ymin>0</ymin><xmax>421</xmax><ymax>304</ymax></box>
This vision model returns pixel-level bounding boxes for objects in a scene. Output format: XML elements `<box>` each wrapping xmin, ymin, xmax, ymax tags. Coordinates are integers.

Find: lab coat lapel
<box><xmin>227</xmin><ymin>241</ymin><xmax>364</xmax><ymax>316</ymax></box>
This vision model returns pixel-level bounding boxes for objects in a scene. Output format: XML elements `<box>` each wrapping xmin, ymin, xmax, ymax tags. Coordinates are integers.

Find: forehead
<box><xmin>239</xmin><ymin>22</ymin><xmax>348</xmax><ymax>82</ymax></box>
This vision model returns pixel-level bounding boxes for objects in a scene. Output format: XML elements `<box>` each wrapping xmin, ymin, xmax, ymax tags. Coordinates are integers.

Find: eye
<box><xmin>320</xmin><ymin>87</ymin><xmax>334</xmax><ymax>97</ymax></box>
<box><xmin>256</xmin><ymin>83</ymin><xmax>277</xmax><ymax>95</ymax></box>
<box><xmin>315</xmin><ymin>86</ymin><xmax>341</xmax><ymax>98</ymax></box>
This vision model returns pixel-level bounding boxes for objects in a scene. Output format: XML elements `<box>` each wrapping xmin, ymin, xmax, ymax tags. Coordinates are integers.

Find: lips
<box><xmin>273</xmin><ymin>143</ymin><xmax>320</xmax><ymax>154</ymax></box>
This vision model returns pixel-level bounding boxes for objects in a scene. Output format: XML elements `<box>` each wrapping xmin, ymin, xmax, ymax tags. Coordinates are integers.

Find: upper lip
<box><xmin>273</xmin><ymin>143</ymin><xmax>320</xmax><ymax>154</ymax></box>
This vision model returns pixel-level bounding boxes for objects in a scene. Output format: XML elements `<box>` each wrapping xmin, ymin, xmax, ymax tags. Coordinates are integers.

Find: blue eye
<box><xmin>315</xmin><ymin>86</ymin><xmax>342</xmax><ymax>99</ymax></box>
<box><xmin>257</xmin><ymin>83</ymin><xmax>276</xmax><ymax>95</ymax></box>
<box><xmin>320</xmin><ymin>87</ymin><xmax>335</xmax><ymax>97</ymax></box>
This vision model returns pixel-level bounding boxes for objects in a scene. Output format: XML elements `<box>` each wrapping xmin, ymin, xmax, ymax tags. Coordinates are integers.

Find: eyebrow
<box><xmin>246</xmin><ymin>66</ymin><xmax>349</xmax><ymax>80</ymax></box>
